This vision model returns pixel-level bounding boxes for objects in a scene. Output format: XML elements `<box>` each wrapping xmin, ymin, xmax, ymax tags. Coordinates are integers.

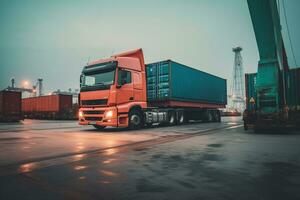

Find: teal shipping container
<box><xmin>286</xmin><ymin>68</ymin><xmax>300</xmax><ymax>108</ymax></box>
<box><xmin>245</xmin><ymin>68</ymin><xmax>300</xmax><ymax>111</ymax></box>
<box><xmin>245</xmin><ymin>73</ymin><xmax>257</xmax><ymax>111</ymax></box>
<box><xmin>146</xmin><ymin>60</ymin><xmax>227</xmax><ymax>106</ymax></box>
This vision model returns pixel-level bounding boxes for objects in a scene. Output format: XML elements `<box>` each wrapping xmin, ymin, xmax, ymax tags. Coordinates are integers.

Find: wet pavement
<box><xmin>0</xmin><ymin>117</ymin><xmax>300</xmax><ymax>200</ymax></box>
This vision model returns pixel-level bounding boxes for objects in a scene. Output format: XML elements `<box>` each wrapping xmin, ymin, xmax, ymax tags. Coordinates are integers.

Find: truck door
<box><xmin>133</xmin><ymin>72</ymin><xmax>143</xmax><ymax>101</ymax></box>
<box><xmin>116</xmin><ymin>69</ymin><xmax>134</xmax><ymax>104</ymax></box>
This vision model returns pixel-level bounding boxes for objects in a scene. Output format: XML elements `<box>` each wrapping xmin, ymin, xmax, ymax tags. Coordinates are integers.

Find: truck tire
<box><xmin>213</xmin><ymin>111</ymin><xmax>221</xmax><ymax>122</ymax></box>
<box><xmin>168</xmin><ymin>111</ymin><xmax>176</xmax><ymax>126</ymax></box>
<box><xmin>93</xmin><ymin>125</ymin><xmax>106</xmax><ymax>130</ymax></box>
<box><xmin>205</xmin><ymin>111</ymin><xmax>213</xmax><ymax>122</ymax></box>
<box><xmin>177</xmin><ymin>111</ymin><xmax>185</xmax><ymax>125</ymax></box>
<box><xmin>129</xmin><ymin>109</ymin><xmax>144</xmax><ymax>130</ymax></box>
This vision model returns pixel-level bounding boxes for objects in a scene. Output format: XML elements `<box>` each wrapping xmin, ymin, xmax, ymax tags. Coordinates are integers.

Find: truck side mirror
<box><xmin>80</xmin><ymin>74</ymin><xmax>83</xmax><ymax>87</ymax></box>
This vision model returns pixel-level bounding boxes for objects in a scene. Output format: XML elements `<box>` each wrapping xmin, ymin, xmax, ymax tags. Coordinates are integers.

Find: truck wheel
<box><xmin>168</xmin><ymin>111</ymin><xmax>176</xmax><ymax>126</ymax></box>
<box><xmin>129</xmin><ymin>109</ymin><xmax>144</xmax><ymax>130</ymax></box>
<box><xmin>214</xmin><ymin>111</ymin><xmax>221</xmax><ymax>122</ymax></box>
<box><xmin>206</xmin><ymin>111</ymin><xmax>213</xmax><ymax>122</ymax></box>
<box><xmin>178</xmin><ymin>112</ymin><xmax>185</xmax><ymax>125</ymax></box>
<box><xmin>93</xmin><ymin>125</ymin><xmax>106</xmax><ymax>130</ymax></box>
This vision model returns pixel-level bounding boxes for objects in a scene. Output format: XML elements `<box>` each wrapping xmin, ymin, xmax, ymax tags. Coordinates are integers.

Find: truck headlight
<box><xmin>104</xmin><ymin>110</ymin><xmax>114</xmax><ymax>118</ymax></box>
<box><xmin>79</xmin><ymin>111</ymin><xmax>83</xmax><ymax>118</ymax></box>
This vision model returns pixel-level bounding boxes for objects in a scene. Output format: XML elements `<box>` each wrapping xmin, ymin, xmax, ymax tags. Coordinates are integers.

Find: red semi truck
<box><xmin>79</xmin><ymin>49</ymin><xmax>227</xmax><ymax>129</ymax></box>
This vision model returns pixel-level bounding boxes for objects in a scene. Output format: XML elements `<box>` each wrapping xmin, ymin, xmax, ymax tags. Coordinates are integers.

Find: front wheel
<box><xmin>93</xmin><ymin>125</ymin><xmax>106</xmax><ymax>130</ymax></box>
<box><xmin>129</xmin><ymin>109</ymin><xmax>144</xmax><ymax>130</ymax></box>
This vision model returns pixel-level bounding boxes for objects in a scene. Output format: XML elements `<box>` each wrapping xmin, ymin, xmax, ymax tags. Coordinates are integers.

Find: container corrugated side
<box><xmin>22</xmin><ymin>95</ymin><xmax>72</xmax><ymax>113</ymax></box>
<box><xmin>146</xmin><ymin>60</ymin><xmax>227</xmax><ymax>105</ymax></box>
<box><xmin>0</xmin><ymin>91</ymin><xmax>22</xmax><ymax>121</ymax></box>
<box><xmin>245</xmin><ymin>73</ymin><xmax>257</xmax><ymax>111</ymax></box>
<box><xmin>59</xmin><ymin>95</ymin><xmax>73</xmax><ymax>111</ymax></box>
<box><xmin>286</xmin><ymin>68</ymin><xmax>300</xmax><ymax>108</ymax></box>
<box><xmin>170</xmin><ymin>61</ymin><xmax>227</xmax><ymax>104</ymax></box>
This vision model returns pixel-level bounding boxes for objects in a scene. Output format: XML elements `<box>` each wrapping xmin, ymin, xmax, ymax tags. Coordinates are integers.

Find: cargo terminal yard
<box><xmin>1</xmin><ymin>0</ymin><xmax>300</xmax><ymax>199</ymax></box>
<box><xmin>1</xmin><ymin>118</ymin><xmax>300</xmax><ymax>200</ymax></box>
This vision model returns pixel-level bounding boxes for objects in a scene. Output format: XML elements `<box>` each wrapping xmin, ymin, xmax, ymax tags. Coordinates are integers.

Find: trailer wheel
<box><xmin>129</xmin><ymin>109</ymin><xmax>144</xmax><ymax>130</ymax></box>
<box><xmin>214</xmin><ymin>111</ymin><xmax>221</xmax><ymax>122</ymax></box>
<box><xmin>168</xmin><ymin>111</ymin><xmax>176</xmax><ymax>126</ymax></box>
<box><xmin>93</xmin><ymin>125</ymin><xmax>106</xmax><ymax>130</ymax></box>
<box><xmin>206</xmin><ymin>111</ymin><xmax>213</xmax><ymax>122</ymax></box>
<box><xmin>178</xmin><ymin>111</ymin><xmax>185</xmax><ymax>125</ymax></box>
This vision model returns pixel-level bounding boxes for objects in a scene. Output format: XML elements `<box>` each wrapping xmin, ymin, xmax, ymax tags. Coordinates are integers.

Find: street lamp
<box><xmin>22</xmin><ymin>80</ymin><xmax>29</xmax><ymax>88</ymax></box>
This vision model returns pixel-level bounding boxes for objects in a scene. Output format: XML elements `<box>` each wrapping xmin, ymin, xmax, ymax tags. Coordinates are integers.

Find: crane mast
<box><xmin>247</xmin><ymin>0</ymin><xmax>288</xmax><ymax>114</ymax></box>
<box><xmin>244</xmin><ymin>0</ymin><xmax>292</xmax><ymax>131</ymax></box>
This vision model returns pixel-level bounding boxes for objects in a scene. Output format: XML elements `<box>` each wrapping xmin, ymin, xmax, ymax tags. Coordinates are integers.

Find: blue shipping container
<box><xmin>245</xmin><ymin>73</ymin><xmax>257</xmax><ymax>111</ymax></box>
<box><xmin>146</xmin><ymin>60</ymin><xmax>227</xmax><ymax>105</ymax></box>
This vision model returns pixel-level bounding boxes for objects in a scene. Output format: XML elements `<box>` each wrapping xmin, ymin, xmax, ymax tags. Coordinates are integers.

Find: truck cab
<box><xmin>79</xmin><ymin>49</ymin><xmax>147</xmax><ymax>129</ymax></box>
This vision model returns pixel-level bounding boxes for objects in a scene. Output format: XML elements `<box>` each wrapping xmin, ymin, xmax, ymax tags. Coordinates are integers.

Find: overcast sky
<box><xmin>0</xmin><ymin>0</ymin><xmax>299</xmax><ymax>94</ymax></box>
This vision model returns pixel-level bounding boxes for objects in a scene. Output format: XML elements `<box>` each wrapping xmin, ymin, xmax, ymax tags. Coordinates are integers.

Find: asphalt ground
<box><xmin>0</xmin><ymin>117</ymin><xmax>299</xmax><ymax>200</ymax></box>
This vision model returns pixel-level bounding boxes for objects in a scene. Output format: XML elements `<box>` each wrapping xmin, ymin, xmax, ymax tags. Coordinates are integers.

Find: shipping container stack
<box><xmin>245</xmin><ymin>67</ymin><xmax>300</xmax><ymax>123</ymax></box>
<box><xmin>286</xmin><ymin>68</ymin><xmax>300</xmax><ymax>121</ymax></box>
<box><xmin>245</xmin><ymin>73</ymin><xmax>257</xmax><ymax>111</ymax></box>
<box><xmin>0</xmin><ymin>91</ymin><xmax>22</xmax><ymax>122</ymax></box>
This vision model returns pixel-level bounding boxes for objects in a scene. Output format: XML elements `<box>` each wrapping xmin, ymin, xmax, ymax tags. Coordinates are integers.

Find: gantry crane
<box><xmin>5</xmin><ymin>78</ymin><xmax>43</xmax><ymax>97</ymax></box>
<box><xmin>244</xmin><ymin>0</ymin><xmax>294</xmax><ymax>131</ymax></box>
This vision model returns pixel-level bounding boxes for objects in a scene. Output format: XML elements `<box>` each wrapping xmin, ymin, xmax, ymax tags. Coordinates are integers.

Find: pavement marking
<box><xmin>225</xmin><ymin>124</ymin><xmax>243</xmax><ymax>129</ymax></box>
<box><xmin>0</xmin><ymin>123</ymin><xmax>242</xmax><ymax>176</ymax></box>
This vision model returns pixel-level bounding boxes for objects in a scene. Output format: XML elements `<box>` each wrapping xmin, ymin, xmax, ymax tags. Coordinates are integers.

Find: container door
<box><xmin>146</xmin><ymin>61</ymin><xmax>170</xmax><ymax>101</ymax></box>
<box><xmin>146</xmin><ymin>64</ymin><xmax>157</xmax><ymax>101</ymax></box>
<box><xmin>157</xmin><ymin>61</ymin><xmax>170</xmax><ymax>100</ymax></box>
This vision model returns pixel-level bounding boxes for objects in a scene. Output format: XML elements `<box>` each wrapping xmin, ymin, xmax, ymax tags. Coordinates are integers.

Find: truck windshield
<box><xmin>82</xmin><ymin>70</ymin><xmax>115</xmax><ymax>86</ymax></box>
<box><xmin>81</xmin><ymin>61</ymin><xmax>117</xmax><ymax>90</ymax></box>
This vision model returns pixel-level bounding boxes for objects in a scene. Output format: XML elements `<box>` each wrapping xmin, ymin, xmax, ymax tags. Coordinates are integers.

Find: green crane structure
<box><xmin>244</xmin><ymin>0</ymin><xmax>292</xmax><ymax>130</ymax></box>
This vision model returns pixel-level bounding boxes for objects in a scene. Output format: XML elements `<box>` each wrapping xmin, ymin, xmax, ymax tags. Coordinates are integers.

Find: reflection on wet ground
<box><xmin>72</xmin><ymin>154</ymin><xmax>86</xmax><ymax>161</ymax></box>
<box><xmin>18</xmin><ymin>163</ymin><xmax>36</xmax><ymax>173</ymax></box>
<box><xmin>74</xmin><ymin>165</ymin><xmax>88</xmax><ymax>171</ymax></box>
<box><xmin>100</xmin><ymin>170</ymin><xmax>118</xmax><ymax>177</ymax></box>
<box><xmin>102</xmin><ymin>158</ymin><xmax>117</xmax><ymax>164</ymax></box>
<box><xmin>1</xmin><ymin>117</ymin><xmax>300</xmax><ymax>200</ymax></box>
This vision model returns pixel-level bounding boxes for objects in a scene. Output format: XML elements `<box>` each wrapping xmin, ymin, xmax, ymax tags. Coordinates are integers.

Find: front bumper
<box><xmin>79</xmin><ymin>106</ymin><xmax>118</xmax><ymax>127</ymax></box>
<box><xmin>78</xmin><ymin>106</ymin><xmax>129</xmax><ymax>127</ymax></box>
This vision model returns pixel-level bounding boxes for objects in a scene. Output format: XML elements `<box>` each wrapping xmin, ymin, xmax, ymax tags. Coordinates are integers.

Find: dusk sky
<box><xmin>0</xmin><ymin>0</ymin><xmax>299</xmax><ymax>94</ymax></box>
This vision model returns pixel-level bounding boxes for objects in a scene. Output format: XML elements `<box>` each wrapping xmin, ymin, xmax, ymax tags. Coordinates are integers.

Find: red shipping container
<box><xmin>22</xmin><ymin>94</ymin><xmax>72</xmax><ymax>119</ymax></box>
<box><xmin>0</xmin><ymin>91</ymin><xmax>22</xmax><ymax>122</ymax></box>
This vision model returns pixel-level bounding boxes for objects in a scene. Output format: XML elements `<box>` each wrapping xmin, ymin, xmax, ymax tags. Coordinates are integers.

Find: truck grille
<box><xmin>81</xmin><ymin>99</ymin><xmax>107</xmax><ymax>106</ymax></box>
<box><xmin>83</xmin><ymin>110</ymin><xmax>105</xmax><ymax>114</ymax></box>
<box><xmin>85</xmin><ymin>117</ymin><xmax>103</xmax><ymax>121</ymax></box>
